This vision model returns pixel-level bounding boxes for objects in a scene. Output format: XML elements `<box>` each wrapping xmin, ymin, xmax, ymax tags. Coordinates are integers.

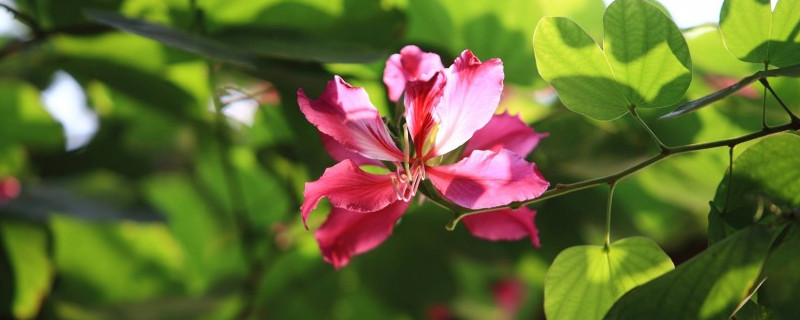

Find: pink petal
<box><xmin>383</xmin><ymin>45</ymin><xmax>445</xmax><ymax>102</ymax></box>
<box><xmin>298</xmin><ymin>76</ymin><xmax>403</xmax><ymax>162</ymax></box>
<box><xmin>465</xmin><ymin>112</ymin><xmax>548</xmax><ymax>158</ymax></box>
<box><xmin>320</xmin><ymin>132</ymin><xmax>382</xmax><ymax>167</ymax></box>
<box><xmin>301</xmin><ymin>160</ymin><xmax>398</xmax><ymax>229</ymax></box>
<box><xmin>432</xmin><ymin>50</ymin><xmax>504</xmax><ymax>156</ymax></box>
<box><xmin>462</xmin><ymin>207</ymin><xmax>540</xmax><ymax>247</ymax></box>
<box><xmin>427</xmin><ymin>149</ymin><xmax>549</xmax><ymax>209</ymax></box>
<box><xmin>404</xmin><ymin>72</ymin><xmax>445</xmax><ymax>157</ymax></box>
<box><xmin>315</xmin><ymin>200</ymin><xmax>409</xmax><ymax>269</ymax></box>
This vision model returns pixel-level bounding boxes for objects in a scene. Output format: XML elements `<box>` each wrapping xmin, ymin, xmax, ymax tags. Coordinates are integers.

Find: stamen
<box><xmin>403</xmin><ymin>123</ymin><xmax>411</xmax><ymax>175</ymax></box>
<box><xmin>391</xmin><ymin>124</ymin><xmax>428</xmax><ymax>202</ymax></box>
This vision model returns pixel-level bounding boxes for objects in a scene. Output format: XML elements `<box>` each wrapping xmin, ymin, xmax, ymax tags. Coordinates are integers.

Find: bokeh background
<box><xmin>0</xmin><ymin>0</ymin><xmax>796</xmax><ymax>319</ymax></box>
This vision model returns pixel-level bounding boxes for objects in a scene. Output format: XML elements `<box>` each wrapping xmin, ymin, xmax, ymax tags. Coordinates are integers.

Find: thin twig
<box><xmin>759</xmin><ymin>77</ymin><xmax>800</xmax><ymax>122</ymax></box>
<box><xmin>629</xmin><ymin>105</ymin><xmax>669</xmax><ymax>151</ymax></box>
<box><xmin>604</xmin><ymin>182</ymin><xmax>617</xmax><ymax>250</ymax></box>
<box><xmin>444</xmin><ymin>120</ymin><xmax>800</xmax><ymax>230</ymax></box>
<box><xmin>0</xmin><ymin>4</ymin><xmax>41</xmax><ymax>36</ymax></box>
<box><xmin>722</xmin><ymin>146</ymin><xmax>735</xmax><ymax>215</ymax></box>
<box><xmin>762</xmin><ymin>63</ymin><xmax>769</xmax><ymax>129</ymax></box>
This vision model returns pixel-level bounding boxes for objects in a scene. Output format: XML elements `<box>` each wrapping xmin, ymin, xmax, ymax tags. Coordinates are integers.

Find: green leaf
<box><xmin>85</xmin><ymin>9</ymin><xmax>393</xmax><ymax>65</ymax></box>
<box><xmin>719</xmin><ymin>0</ymin><xmax>772</xmax><ymax>65</ymax></box>
<box><xmin>212</xmin><ymin>28</ymin><xmax>386</xmax><ymax>64</ymax></box>
<box><xmin>769</xmin><ymin>0</ymin><xmax>800</xmax><ymax>66</ymax></box>
<box><xmin>760</xmin><ymin>234</ymin><xmax>800</xmax><ymax>319</ymax></box>
<box><xmin>407</xmin><ymin>0</ymin><xmax>545</xmax><ymax>86</ymax></box>
<box><xmin>533</xmin><ymin>0</ymin><xmax>691</xmax><ymax>120</ymax></box>
<box><xmin>686</xmin><ymin>25</ymin><xmax>761</xmax><ymax>77</ymax></box>
<box><xmin>605</xmin><ymin>225</ymin><xmax>772</xmax><ymax>320</ymax></box>
<box><xmin>0</xmin><ymin>220</ymin><xmax>52</xmax><ymax>319</ymax></box>
<box><xmin>143</xmin><ymin>173</ymin><xmax>247</xmax><ymax>293</ymax></box>
<box><xmin>603</xmin><ymin>0</ymin><xmax>692</xmax><ymax>108</ymax></box>
<box><xmin>49</xmin><ymin>214</ymin><xmax>187</xmax><ymax>304</ymax></box>
<box><xmin>720</xmin><ymin>0</ymin><xmax>800</xmax><ymax>67</ymax></box>
<box><xmin>533</xmin><ymin>17</ymin><xmax>628</xmax><ymax>120</ymax></box>
<box><xmin>707</xmin><ymin>201</ymin><xmax>735</xmax><ymax>245</ymax></box>
<box><xmin>544</xmin><ymin>237</ymin><xmax>674</xmax><ymax>320</ymax></box>
<box><xmin>84</xmin><ymin>9</ymin><xmax>257</xmax><ymax>68</ymax></box>
<box><xmin>710</xmin><ymin>134</ymin><xmax>800</xmax><ymax>231</ymax></box>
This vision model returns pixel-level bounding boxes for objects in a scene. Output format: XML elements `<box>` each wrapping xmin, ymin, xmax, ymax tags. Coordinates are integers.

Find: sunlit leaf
<box><xmin>686</xmin><ymin>26</ymin><xmax>760</xmax><ymax>77</ymax></box>
<box><xmin>544</xmin><ymin>237</ymin><xmax>673</xmax><ymax>320</ymax></box>
<box><xmin>50</xmin><ymin>214</ymin><xmax>187</xmax><ymax>304</ymax></box>
<box><xmin>605</xmin><ymin>225</ymin><xmax>772</xmax><ymax>320</ymax></box>
<box><xmin>0</xmin><ymin>220</ymin><xmax>52</xmax><ymax>319</ymax></box>
<box><xmin>720</xmin><ymin>0</ymin><xmax>800</xmax><ymax>67</ymax></box>
<box><xmin>709</xmin><ymin>134</ymin><xmax>800</xmax><ymax>232</ymax></box>
<box><xmin>534</xmin><ymin>17</ymin><xmax>628</xmax><ymax>120</ymax></box>
<box><xmin>143</xmin><ymin>173</ymin><xmax>247</xmax><ymax>293</ymax></box>
<box><xmin>603</xmin><ymin>0</ymin><xmax>692</xmax><ymax>108</ymax></box>
<box><xmin>534</xmin><ymin>0</ymin><xmax>691</xmax><ymax>120</ymax></box>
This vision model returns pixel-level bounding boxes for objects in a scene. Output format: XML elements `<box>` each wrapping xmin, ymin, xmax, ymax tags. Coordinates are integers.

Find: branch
<box><xmin>661</xmin><ymin>63</ymin><xmax>800</xmax><ymax>119</ymax></box>
<box><xmin>0</xmin><ymin>4</ymin><xmax>41</xmax><ymax>36</ymax></box>
<box><xmin>759</xmin><ymin>78</ymin><xmax>800</xmax><ymax>122</ymax></box>
<box><xmin>444</xmin><ymin>120</ymin><xmax>800</xmax><ymax>230</ymax></box>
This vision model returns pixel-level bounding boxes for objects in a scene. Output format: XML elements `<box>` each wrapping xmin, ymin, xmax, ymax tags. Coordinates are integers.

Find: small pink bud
<box><xmin>493</xmin><ymin>278</ymin><xmax>525</xmax><ymax>319</ymax></box>
<box><xmin>0</xmin><ymin>177</ymin><xmax>21</xmax><ymax>203</ymax></box>
<box><xmin>426</xmin><ymin>303</ymin><xmax>452</xmax><ymax>320</ymax></box>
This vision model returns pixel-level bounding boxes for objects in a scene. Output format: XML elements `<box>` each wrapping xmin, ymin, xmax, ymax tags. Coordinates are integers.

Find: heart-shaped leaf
<box><xmin>534</xmin><ymin>0</ymin><xmax>691</xmax><ymax>120</ymax></box>
<box><xmin>544</xmin><ymin>237</ymin><xmax>674</xmax><ymax>320</ymax></box>
<box><xmin>708</xmin><ymin>134</ymin><xmax>800</xmax><ymax>237</ymax></box>
<box><xmin>720</xmin><ymin>0</ymin><xmax>800</xmax><ymax>67</ymax></box>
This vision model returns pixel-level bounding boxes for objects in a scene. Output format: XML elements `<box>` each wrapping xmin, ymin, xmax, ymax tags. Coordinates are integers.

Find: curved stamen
<box><xmin>391</xmin><ymin>123</ymin><xmax>428</xmax><ymax>201</ymax></box>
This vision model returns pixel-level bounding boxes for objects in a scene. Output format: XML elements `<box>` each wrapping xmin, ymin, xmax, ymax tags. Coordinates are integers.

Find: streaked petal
<box><xmin>427</xmin><ymin>149</ymin><xmax>549</xmax><ymax>209</ymax></box>
<box><xmin>301</xmin><ymin>160</ymin><xmax>398</xmax><ymax>228</ymax></box>
<box><xmin>464</xmin><ymin>112</ymin><xmax>548</xmax><ymax>157</ymax></box>
<box><xmin>383</xmin><ymin>45</ymin><xmax>444</xmax><ymax>102</ymax></box>
<box><xmin>298</xmin><ymin>76</ymin><xmax>403</xmax><ymax>162</ymax></box>
<box><xmin>433</xmin><ymin>50</ymin><xmax>504</xmax><ymax>156</ymax></box>
<box><xmin>315</xmin><ymin>201</ymin><xmax>409</xmax><ymax>269</ymax></box>
<box><xmin>320</xmin><ymin>132</ymin><xmax>383</xmax><ymax>167</ymax></box>
<box><xmin>404</xmin><ymin>72</ymin><xmax>445</xmax><ymax>157</ymax></box>
<box><xmin>462</xmin><ymin>208</ymin><xmax>540</xmax><ymax>247</ymax></box>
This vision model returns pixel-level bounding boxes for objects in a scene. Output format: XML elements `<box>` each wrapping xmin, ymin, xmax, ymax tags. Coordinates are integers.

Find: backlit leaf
<box><xmin>544</xmin><ymin>237</ymin><xmax>673</xmax><ymax>320</ymax></box>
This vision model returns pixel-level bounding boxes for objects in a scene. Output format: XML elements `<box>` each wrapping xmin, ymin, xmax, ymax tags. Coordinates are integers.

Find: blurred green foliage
<box><xmin>0</xmin><ymin>0</ymin><xmax>799</xmax><ymax>319</ymax></box>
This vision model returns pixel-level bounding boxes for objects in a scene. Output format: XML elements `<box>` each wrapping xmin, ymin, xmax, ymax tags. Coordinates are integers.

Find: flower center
<box><xmin>390</xmin><ymin>162</ymin><xmax>426</xmax><ymax>201</ymax></box>
<box><xmin>391</xmin><ymin>123</ymin><xmax>427</xmax><ymax>201</ymax></box>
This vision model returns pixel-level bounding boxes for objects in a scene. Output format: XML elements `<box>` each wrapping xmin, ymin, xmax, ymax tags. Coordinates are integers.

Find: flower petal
<box><xmin>404</xmin><ymin>72</ymin><xmax>445</xmax><ymax>157</ymax></box>
<box><xmin>427</xmin><ymin>149</ymin><xmax>549</xmax><ymax>209</ymax></box>
<box><xmin>315</xmin><ymin>200</ymin><xmax>409</xmax><ymax>269</ymax></box>
<box><xmin>464</xmin><ymin>112</ymin><xmax>548</xmax><ymax>157</ymax></box>
<box><xmin>383</xmin><ymin>45</ymin><xmax>445</xmax><ymax>102</ymax></box>
<box><xmin>462</xmin><ymin>207</ymin><xmax>540</xmax><ymax>247</ymax></box>
<box><xmin>298</xmin><ymin>76</ymin><xmax>403</xmax><ymax>162</ymax></box>
<box><xmin>432</xmin><ymin>50</ymin><xmax>504</xmax><ymax>156</ymax></box>
<box><xmin>320</xmin><ymin>132</ymin><xmax>383</xmax><ymax>167</ymax></box>
<box><xmin>301</xmin><ymin>160</ymin><xmax>398</xmax><ymax>228</ymax></box>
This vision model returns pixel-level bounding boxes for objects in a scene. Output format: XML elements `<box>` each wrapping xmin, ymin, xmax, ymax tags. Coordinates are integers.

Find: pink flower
<box><xmin>0</xmin><ymin>177</ymin><xmax>20</xmax><ymax>205</ymax></box>
<box><xmin>297</xmin><ymin>45</ymin><xmax>549</xmax><ymax>268</ymax></box>
<box><xmin>493</xmin><ymin>278</ymin><xmax>526</xmax><ymax>320</ymax></box>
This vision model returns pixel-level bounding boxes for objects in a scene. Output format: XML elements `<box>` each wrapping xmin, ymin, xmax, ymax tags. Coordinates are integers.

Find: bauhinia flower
<box><xmin>297</xmin><ymin>45</ymin><xmax>549</xmax><ymax>268</ymax></box>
